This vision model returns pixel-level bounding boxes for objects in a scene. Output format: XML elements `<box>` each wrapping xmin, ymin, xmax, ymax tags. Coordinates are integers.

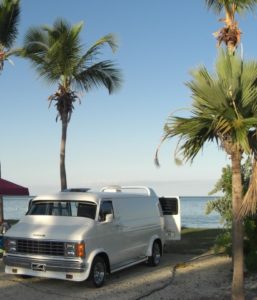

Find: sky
<box><xmin>1</xmin><ymin>0</ymin><xmax>257</xmax><ymax>196</ymax></box>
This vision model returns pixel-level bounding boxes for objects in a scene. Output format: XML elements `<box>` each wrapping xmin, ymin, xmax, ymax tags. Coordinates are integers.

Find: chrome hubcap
<box><xmin>153</xmin><ymin>244</ymin><xmax>161</xmax><ymax>264</ymax></box>
<box><xmin>94</xmin><ymin>262</ymin><xmax>105</xmax><ymax>284</ymax></box>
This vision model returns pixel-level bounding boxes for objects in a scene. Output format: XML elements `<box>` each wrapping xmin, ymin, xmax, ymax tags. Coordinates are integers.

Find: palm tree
<box><xmin>20</xmin><ymin>19</ymin><xmax>122</xmax><ymax>190</ymax></box>
<box><xmin>0</xmin><ymin>0</ymin><xmax>20</xmax><ymax>224</ymax></box>
<box><xmin>155</xmin><ymin>51</ymin><xmax>257</xmax><ymax>300</ymax></box>
<box><xmin>0</xmin><ymin>0</ymin><xmax>20</xmax><ymax>71</ymax></box>
<box><xmin>205</xmin><ymin>0</ymin><xmax>257</xmax><ymax>53</ymax></box>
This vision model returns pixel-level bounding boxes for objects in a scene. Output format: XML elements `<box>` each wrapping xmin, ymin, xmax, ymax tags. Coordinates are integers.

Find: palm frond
<box><xmin>22</xmin><ymin>28</ymin><xmax>49</xmax><ymax>56</ymax></box>
<box><xmin>0</xmin><ymin>0</ymin><xmax>20</xmax><ymax>49</ymax></box>
<box><xmin>163</xmin><ymin>114</ymin><xmax>217</xmax><ymax>162</ymax></box>
<box><xmin>205</xmin><ymin>0</ymin><xmax>224</xmax><ymax>13</ymax></box>
<box><xmin>240</xmin><ymin>158</ymin><xmax>257</xmax><ymax>217</ymax></box>
<box><xmin>205</xmin><ymin>0</ymin><xmax>257</xmax><ymax>14</ymax></box>
<box><xmin>74</xmin><ymin>60</ymin><xmax>122</xmax><ymax>94</ymax></box>
<box><xmin>154</xmin><ymin>132</ymin><xmax>170</xmax><ymax>167</ymax></box>
<box><xmin>78</xmin><ymin>34</ymin><xmax>118</xmax><ymax>69</ymax></box>
<box><xmin>86</xmin><ymin>33</ymin><xmax>118</xmax><ymax>58</ymax></box>
<box><xmin>156</xmin><ymin>50</ymin><xmax>257</xmax><ymax>166</ymax></box>
<box><xmin>21</xmin><ymin>18</ymin><xmax>122</xmax><ymax>92</ymax></box>
<box><xmin>187</xmin><ymin>68</ymin><xmax>226</xmax><ymax>111</ymax></box>
<box><xmin>234</xmin><ymin>0</ymin><xmax>257</xmax><ymax>13</ymax></box>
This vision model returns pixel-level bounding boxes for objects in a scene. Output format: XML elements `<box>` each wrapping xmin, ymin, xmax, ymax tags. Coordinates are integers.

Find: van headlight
<box><xmin>65</xmin><ymin>242</ymin><xmax>85</xmax><ymax>258</ymax></box>
<box><xmin>5</xmin><ymin>239</ymin><xmax>17</xmax><ymax>253</ymax></box>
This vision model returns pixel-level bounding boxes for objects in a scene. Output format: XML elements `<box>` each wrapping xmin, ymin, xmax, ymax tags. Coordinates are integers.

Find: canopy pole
<box><xmin>0</xmin><ymin>195</ymin><xmax>3</xmax><ymax>224</ymax></box>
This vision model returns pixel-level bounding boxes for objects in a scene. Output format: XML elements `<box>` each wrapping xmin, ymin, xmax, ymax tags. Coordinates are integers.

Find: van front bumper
<box><xmin>4</xmin><ymin>254</ymin><xmax>86</xmax><ymax>273</ymax></box>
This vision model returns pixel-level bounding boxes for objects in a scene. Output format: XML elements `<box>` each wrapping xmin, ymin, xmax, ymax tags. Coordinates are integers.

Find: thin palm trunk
<box><xmin>60</xmin><ymin>117</ymin><xmax>68</xmax><ymax>191</ymax></box>
<box><xmin>231</xmin><ymin>149</ymin><xmax>245</xmax><ymax>300</ymax></box>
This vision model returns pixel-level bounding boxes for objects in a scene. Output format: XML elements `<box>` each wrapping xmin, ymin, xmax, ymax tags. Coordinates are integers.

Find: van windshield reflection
<box><xmin>27</xmin><ymin>201</ymin><xmax>97</xmax><ymax>220</ymax></box>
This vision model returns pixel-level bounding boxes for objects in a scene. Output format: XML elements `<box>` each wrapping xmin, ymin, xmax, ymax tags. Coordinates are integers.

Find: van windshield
<box><xmin>27</xmin><ymin>201</ymin><xmax>97</xmax><ymax>220</ymax></box>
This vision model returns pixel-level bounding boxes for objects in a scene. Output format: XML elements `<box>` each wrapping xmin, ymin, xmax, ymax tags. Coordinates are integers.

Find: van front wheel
<box><xmin>148</xmin><ymin>241</ymin><xmax>161</xmax><ymax>266</ymax></box>
<box><xmin>89</xmin><ymin>256</ymin><xmax>106</xmax><ymax>288</ymax></box>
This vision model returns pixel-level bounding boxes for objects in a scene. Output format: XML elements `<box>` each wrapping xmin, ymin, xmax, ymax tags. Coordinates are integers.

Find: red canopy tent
<box><xmin>0</xmin><ymin>178</ymin><xmax>29</xmax><ymax>196</ymax></box>
<box><xmin>0</xmin><ymin>178</ymin><xmax>29</xmax><ymax>223</ymax></box>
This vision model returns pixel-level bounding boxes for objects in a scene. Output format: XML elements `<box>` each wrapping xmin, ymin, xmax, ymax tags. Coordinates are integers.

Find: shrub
<box><xmin>207</xmin><ymin>158</ymin><xmax>257</xmax><ymax>272</ymax></box>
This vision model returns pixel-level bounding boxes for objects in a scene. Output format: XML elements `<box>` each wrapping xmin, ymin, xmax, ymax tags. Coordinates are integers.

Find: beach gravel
<box><xmin>0</xmin><ymin>253</ymin><xmax>256</xmax><ymax>300</ymax></box>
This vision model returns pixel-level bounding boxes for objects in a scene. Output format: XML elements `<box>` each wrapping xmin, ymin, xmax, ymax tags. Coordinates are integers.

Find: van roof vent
<box><xmin>101</xmin><ymin>185</ymin><xmax>122</xmax><ymax>193</ymax></box>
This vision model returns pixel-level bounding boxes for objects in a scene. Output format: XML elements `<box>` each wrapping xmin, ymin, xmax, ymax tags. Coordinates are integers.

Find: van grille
<box><xmin>17</xmin><ymin>239</ymin><xmax>65</xmax><ymax>256</ymax></box>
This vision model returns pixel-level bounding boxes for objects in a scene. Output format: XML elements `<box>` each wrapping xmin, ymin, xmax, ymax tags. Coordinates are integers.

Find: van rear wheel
<box><xmin>89</xmin><ymin>256</ymin><xmax>106</xmax><ymax>288</ymax></box>
<box><xmin>148</xmin><ymin>241</ymin><xmax>161</xmax><ymax>266</ymax></box>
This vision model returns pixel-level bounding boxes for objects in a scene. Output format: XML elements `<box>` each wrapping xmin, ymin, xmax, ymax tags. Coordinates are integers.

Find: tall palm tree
<box><xmin>155</xmin><ymin>51</ymin><xmax>257</xmax><ymax>300</ymax></box>
<box><xmin>0</xmin><ymin>0</ymin><xmax>20</xmax><ymax>71</ymax></box>
<box><xmin>205</xmin><ymin>0</ymin><xmax>257</xmax><ymax>53</ymax></box>
<box><xmin>20</xmin><ymin>19</ymin><xmax>122</xmax><ymax>190</ymax></box>
<box><xmin>0</xmin><ymin>0</ymin><xmax>20</xmax><ymax>224</ymax></box>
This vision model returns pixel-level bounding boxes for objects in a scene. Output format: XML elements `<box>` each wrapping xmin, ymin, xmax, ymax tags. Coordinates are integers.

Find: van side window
<box><xmin>77</xmin><ymin>202</ymin><xmax>97</xmax><ymax>220</ymax></box>
<box><xmin>159</xmin><ymin>197</ymin><xmax>178</xmax><ymax>215</ymax></box>
<box><xmin>99</xmin><ymin>201</ymin><xmax>113</xmax><ymax>222</ymax></box>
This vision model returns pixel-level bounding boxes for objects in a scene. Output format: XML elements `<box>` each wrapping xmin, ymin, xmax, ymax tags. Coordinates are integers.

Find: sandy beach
<box><xmin>0</xmin><ymin>252</ymin><xmax>257</xmax><ymax>300</ymax></box>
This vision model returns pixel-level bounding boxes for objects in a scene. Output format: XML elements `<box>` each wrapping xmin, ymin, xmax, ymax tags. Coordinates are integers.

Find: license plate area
<box><xmin>31</xmin><ymin>263</ymin><xmax>46</xmax><ymax>272</ymax></box>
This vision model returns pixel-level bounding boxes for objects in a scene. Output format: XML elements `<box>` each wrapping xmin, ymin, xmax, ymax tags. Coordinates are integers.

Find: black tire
<box><xmin>89</xmin><ymin>256</ymin><xmax>106</xmax><ymax>288</ymax></box>
<box><xmin>148</xmin><ymin>241</ymin><xmax>161</xmax><ymax>266</ymax></box>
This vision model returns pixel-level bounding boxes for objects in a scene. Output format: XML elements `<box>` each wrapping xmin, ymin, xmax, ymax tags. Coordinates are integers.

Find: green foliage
<box><xmin>206</xmin><ymin>165</ymin><xmax>233</xmax><ymax>225</ymax></box>
<box><xmin>206</xmin><ymin>164</ymin><xmax>233</xmax><ymax>254</ymax></box>
<box><xmin>0</xmin><ymin>0</ymin><xmax>20</xmax><ymax>70</ymax></box>
<box><xmin>155</xmin><ymin>50</ymin><xmax>257</xmax><ymax>166</ymax></box>
<box><xmin>206</xmin><ymin>195</ymin><xmax>232</xmax><ymax>225</ymax></box>
<box><xmin>206</xmin><ymin>158</ymin><xmax>252</xmax><ymax>225</ymax></box>
<box><xmin>244</xmin><ymin>216</ymin><xmax>257</xmax><ymax>271</ymax></box>
<box><xmin>0</xmin><ymin>0</ymin><xmax>20</xmax><ymax>49</ymax></box>
<box><xmin>205</xmin><ymin>0</ymin><xmax>257</xmax><ymax>15</ymax></box>
<box><xmin>213</xmin><ymin>229</ymin><xmax>232</xmax><ymax>255</ymax></box>
<box><xmin>207</xmin><ymin>158</ymin><xmax>257</xmax><ymax>271</ymax></box>
<box><xmin>245</xmin><ymin>251</ymin><xmax>257</xmax><ymax>272</ymax></box>
<box><xmin>244</xmin><ymin>216</ymin><xmax>257</xmax><ymax>245</ymax></box>
<box><xmin>21</xmin><ymin>19</ymin><xmax>122</xmax><ymax>93</ymax></box>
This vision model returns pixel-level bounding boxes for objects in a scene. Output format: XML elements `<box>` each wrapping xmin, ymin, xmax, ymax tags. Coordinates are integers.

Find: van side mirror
<box><xmin>105</xmin><ymin>214</ymin><xmax>113</xmax><ymax>223</ymax></box>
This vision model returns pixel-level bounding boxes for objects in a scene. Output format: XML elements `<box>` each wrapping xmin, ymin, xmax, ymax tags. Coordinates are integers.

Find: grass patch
<box><xmin>164</xmin><ymin>227</ymin><xmax>223</xmax><ymax>255</ymax></box>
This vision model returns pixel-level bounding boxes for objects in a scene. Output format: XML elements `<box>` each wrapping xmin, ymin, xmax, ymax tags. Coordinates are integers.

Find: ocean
<box><xmin>4</xmin><ymin>196</ymin><xmax>222</xmax><ymax>228</ymax></box>
<box><xmin>2</xmin><ymin>195</ymin><xmax>221</xmax><ymax>228</ymax></box>
<box><xmin>180</xmin><ymin>196</ymin><xmax>221</xmax><ymax>228</ymax></box>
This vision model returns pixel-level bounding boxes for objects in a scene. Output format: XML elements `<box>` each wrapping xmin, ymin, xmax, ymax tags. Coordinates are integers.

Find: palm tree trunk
<box><xmin>60</xmin><ymin>117</ymin><xmax>68</xmax><ymax>191</ymax></box>
<box><xmin>231</xmin><ymin>149</ymin><xmax>245</xmax><ymax>300</ymax></box>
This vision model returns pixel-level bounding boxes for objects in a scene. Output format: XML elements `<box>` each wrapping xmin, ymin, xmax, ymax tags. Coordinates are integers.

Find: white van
<box><xmin>3</xmin><ymin>186</ymin><xmax>180</xmax><ymax>287</ymax></box>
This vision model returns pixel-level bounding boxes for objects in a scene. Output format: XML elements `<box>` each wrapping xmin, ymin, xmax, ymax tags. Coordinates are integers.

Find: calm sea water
<box><xmin>180</xmin><ymin>196</ymin><xmax>221</xmax><ymax>228</ymax></box>
<box><xmin>2</xmin><ymin>195</ymin><xmax>221</xmax><ymax>228</ymax></box>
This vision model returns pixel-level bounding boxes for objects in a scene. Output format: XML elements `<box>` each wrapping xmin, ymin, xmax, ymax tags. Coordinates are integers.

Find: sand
<box><xmin>0</xmin><ymin>252</ymin><xmax>257</xmax><ymax>299</ymax></box>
